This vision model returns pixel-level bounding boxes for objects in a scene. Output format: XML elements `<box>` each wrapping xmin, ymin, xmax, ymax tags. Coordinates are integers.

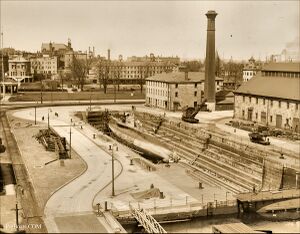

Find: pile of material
<box><xmin>35</xmin><ymin>129</ymin><xmax>68</xmax><ymax>159</ymax></box>
<box><xmin>130</xmin><ymin>188</ymin><xmax>161</xmax><ymax>200</ymax></box>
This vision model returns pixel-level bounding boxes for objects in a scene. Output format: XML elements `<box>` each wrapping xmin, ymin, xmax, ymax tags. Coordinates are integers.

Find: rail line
<box><xmin>0</xmin><ymin>111</ymin><xmax>47</xmax><ymax>233</ymax></box>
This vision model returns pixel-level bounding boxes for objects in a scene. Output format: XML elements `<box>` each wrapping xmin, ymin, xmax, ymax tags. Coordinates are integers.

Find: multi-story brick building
<box><xmin>97</xmin><ymin>60</ymin><xmax>177</xmax><ymax>85</ymax></box>
<box><xmin>145</xmin><ymin>71</ymin><xmax>223</xmax><ymax>111</ymax></box>
<box><xmin>41</xmin><ymin>39</ymin><xmax>73</xmax><ymax>69</ymax></box>
<box><xmin>234</xmin><ymin>62</ymin><xmax>300</xmax><ymax>132</ymax></box>
<box><xmin>30</xmin><ymin>55</ymin><xmax>58</xmax><ymax>77</ymax></box>
<box><xmin>8</xmin><ymin>56</ymin><xmax>33</xmax><ymax>85</ymax></box>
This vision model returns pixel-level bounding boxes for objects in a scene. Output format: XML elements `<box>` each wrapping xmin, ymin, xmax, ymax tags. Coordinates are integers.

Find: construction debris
<box><xmin>35</xmin><ymin>129</ymin><xmax>68</xmax><ymax>159</ymax></box>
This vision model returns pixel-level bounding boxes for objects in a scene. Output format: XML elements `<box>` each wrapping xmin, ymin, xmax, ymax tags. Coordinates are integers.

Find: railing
<box><xmin>111</xmin><ymin>199</ymin><xmax>237</xmax><ymax>218</ymax></box>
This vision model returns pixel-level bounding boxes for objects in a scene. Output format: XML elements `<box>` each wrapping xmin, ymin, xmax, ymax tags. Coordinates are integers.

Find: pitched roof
<box><xmin>235</xmin><ymin>75</ymin><xmax>300</xmax><ymax>101</ymax></box>
<box><xmin>41</xmin><ymin>43</ymin><xmax>68</xmax><ymax>51</ymax></box>
<box><xmin>262</xmin><ymin>62</ymin><xmax>300</xmax><ymax>72</ymax></box>
<box><xmin>146</xmin><ymin>72</ymin><xmax>223</xmax><ymax>83</ymax></box>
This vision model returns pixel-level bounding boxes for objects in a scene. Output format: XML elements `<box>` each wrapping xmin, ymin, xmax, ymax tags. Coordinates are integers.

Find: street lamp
<box><xmin>47</xmin><ymin>108</ymin><xmax>51</xmax><ymax>130</ymax></box>
<box><xmin>69</xmin><ymin>119</ymin><xmax>72</xmax><ymax>159</ymax></box>
<box><xmin>109</xmin><ymin>143</ymin><xmax>118</xmax><ymax>197</ymax></box>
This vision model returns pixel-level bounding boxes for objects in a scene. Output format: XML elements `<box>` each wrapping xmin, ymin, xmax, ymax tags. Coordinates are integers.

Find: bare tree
<box><xmin>71</xmin><ymin>56</ymin><xmax>87</xmax><ymax>90</ymax></box>
<box><xmin>96</xmin><ymin>60</ymin><xmax>109</xmax><ymax>94</ymax></box>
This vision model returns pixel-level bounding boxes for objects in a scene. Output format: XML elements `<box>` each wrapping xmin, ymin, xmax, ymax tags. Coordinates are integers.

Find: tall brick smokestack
<box><xmin>204</xmin><ymin>10</ymin><xmax>217</xmax><ymax>111</ymax></box>
<box><xmin>108</xmin><ymin>49</ymin><xmax>111</xmax><ymax>61</ymax></box>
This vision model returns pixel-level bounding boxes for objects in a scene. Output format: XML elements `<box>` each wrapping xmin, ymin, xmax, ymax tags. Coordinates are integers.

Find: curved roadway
<box><xmin>13</xmin><ymin>106</ymin><xmax>124</xmax><ymax>233</ymax></box>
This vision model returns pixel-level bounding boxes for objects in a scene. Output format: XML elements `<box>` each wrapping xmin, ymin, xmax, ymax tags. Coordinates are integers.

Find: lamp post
<box><xmin>69</xmin><ymin>120</ymin><xmax>72</xmax><ymax>159</ymax></box>
<box><xmin>47</xmin><ymin>109</ymin><xmax>50</xmax><ymax>129</ymax></box>
<box><xmin>34</xmin><ymin>106</ymin><xmax>36</xmax><ymax>125</ymax></box>
<box><xmin>109</xmin><ymin>143</ymin><xmax>117</xmax><ymax>197</ymax></box>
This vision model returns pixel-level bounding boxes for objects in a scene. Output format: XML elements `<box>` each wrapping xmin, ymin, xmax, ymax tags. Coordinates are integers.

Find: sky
<box><xmin>0</xmin><ymin>0</ymin><xmax>299</xmax><ymax>61</ymax></box>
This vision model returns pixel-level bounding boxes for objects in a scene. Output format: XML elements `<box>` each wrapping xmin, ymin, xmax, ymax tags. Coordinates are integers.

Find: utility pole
<box><xmin>69</xmin><ymin>122</ymin><xmax>72</xmax><ymax>159</ymax></box>
<box><xmin>13</xmin><ymin>203</ymin><xmax>22</xmax><ymax>232</ymax></box>
<box><xmin>112</xmin><ymin>147</ymin><xmax>115</xmax><ymax>196</ymax></box>
<box><xmin>47</xmin><ymin>110</ymin><xmax>50</xmax><ymax>130</ymax></box>
<box><xmin>34</xmin><ymin>106</ymin><xmax>36</xmax><ymax>125</ymax></box>
<box><xmin>1</xmin><ymin>30</ymin><xmax>5</xmax><ymax>113</ymax></box>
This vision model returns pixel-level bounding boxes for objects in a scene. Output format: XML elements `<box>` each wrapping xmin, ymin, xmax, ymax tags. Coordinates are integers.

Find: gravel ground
<box><xmin>8</xmin><ymin>115</ymin><xmax>87</xmax><ymax>210</ymax></box>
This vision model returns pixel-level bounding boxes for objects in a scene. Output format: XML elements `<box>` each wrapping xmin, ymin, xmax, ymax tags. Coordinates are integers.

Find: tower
<box><xmin>107</xmin><ymin>49</ymin><xmax>111</xmax><ymax>61</ymax></box>
<box><xmin>204</xmin><ymin>10</ymin><xmax>217</xmax><ymax>111</ymax></box>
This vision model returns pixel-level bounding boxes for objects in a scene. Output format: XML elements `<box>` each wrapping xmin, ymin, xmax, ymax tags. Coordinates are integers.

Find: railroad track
<box><xmin>0</xmin><ymin>111</ymin><xmax>47</xmax><ymax>233</ymax></box>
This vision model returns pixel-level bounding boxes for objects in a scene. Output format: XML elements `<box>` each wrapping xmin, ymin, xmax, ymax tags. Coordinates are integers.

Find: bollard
<box><xmin>104</xmin><ymin>201</ymin><xmax>108</xmax><ymax>211</ymax></box>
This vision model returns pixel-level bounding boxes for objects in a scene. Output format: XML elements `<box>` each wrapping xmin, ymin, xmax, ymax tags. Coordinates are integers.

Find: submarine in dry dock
<box><xmin>108</xmin><ymin>115</ymin><xmax>172</xmax><ymax>163</ymax></box>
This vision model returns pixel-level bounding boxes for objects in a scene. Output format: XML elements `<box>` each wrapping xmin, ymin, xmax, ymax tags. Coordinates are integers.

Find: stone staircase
<box><xmin>135</xmin><ymin>113</ymin><xmax>264</xmax><ymax>193</ymax></box>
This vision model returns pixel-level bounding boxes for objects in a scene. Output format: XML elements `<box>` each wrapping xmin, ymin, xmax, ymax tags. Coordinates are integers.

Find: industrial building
<box><xmin>234</xmin><ymin>62</ymin><xmax>300</xmax><ymax>132</ymax></box>
<box><xmin>145</xmin><ymin>71</ymin><xmax>223</xmax><ymax>111</ymax></box>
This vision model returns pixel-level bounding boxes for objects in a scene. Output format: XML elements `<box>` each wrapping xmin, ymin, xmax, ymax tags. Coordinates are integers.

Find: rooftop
<box><xmin>8</xmin><ymin>56</ymin><xmax>30</xmax><ymax>63</ymax></box>
<box><xmin>235</xmin><ymin>74</ymin><xmax>300</xmax><ymax>101</ymax></box>
<box><xmin>262</xmin><ymin>62</ymin><xmax>300</xmax><ymax>72</ymax></box>
<box><xmin>41</xmin><ymin>43</ymin><xmax>69</xmax><ymax>51</ymax></box>
<box><xmin>146</xmin><ymin>72</ymin><xmax>223</xmax><ymax>83</ymax></box>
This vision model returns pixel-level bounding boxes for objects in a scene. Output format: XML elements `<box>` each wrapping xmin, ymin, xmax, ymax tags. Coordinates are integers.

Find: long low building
<box><xmin>234</xmin><ymin>62</ymin><xmax>300</xmax><ymax>132</ymax></box>
<box><xmin>145</xmin><ymin>71</ymin><xmax>223</xmax><ymax>111</ymax></box>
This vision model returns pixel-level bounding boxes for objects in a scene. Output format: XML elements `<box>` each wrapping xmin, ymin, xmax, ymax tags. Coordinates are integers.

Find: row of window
<box><xmin>147</xmin><ymin>81</ymin><xmax>168</xmax><ymax>88</ymax></box>
<box><xmin>242</xmin><ymin>96</ymin><xmax>299</xmax><ymax>110</ymax></box>
<box><xmin>147</xmin><ymin>88</ymin><xmax>168</xmax><ymax>97</ymax></box>
<box><xmin>10</xmin><ymin>71</ymin><xmax>28</xmax><ymax>76</ymax></box>
<box><xmin>262</xmin><ymin>71</ymin><xmax>300</xmax><ymax>78</ymax></box>
<box><xmin>10</xmin><ymin>65</ymin><xmax>28</xmax><ymax>69</ymax></box>
<box><xmin>243</xmin><ymin>71</ymin><xmax>257</xmax><ymax>77</ymax></box>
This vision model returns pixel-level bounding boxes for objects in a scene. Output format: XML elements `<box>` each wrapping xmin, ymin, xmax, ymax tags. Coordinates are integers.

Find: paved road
<box><xmin>13</xmin><ymin>107</ymin><xmax>123</xmax><ymax>233</ymax></box>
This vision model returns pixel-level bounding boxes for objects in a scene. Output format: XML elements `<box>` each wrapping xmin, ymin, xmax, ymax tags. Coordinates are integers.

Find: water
<box><xmin>124</xmin><ymin>213</ymin><xmax>300</xmax><ymax>233</ymax></box>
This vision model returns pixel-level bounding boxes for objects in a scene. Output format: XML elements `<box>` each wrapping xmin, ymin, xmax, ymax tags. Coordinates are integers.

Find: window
<box><xmin>271</xmin><ymin>100</ymin><xmax>273</xmax><ymax>107</ymax></box>
<box><xmin>175</xmin><ymin>92</ymin><xmax>178</xmax><ymax>97</ymax></box>
<box><xmin>242</xmin><ymin>110</ymin><xmax>245</xmax><ymax>117</ymax></box>
<box><xmin>256</xmin><ymin>98</ymin><xmax>258</xmax><ymax>104</ymax></box>
<box><xmin>287</xmin><ymin>102</ymin><xmax>289</xmax><ymax>109</ymax></box>
<box><xmin>194</xmin><ymin>91</ymin><xmax>197</xmax><ymax>97</ymax></box>
<box><xmin>175</xmin><ymin>83</ymin><xmax>178</xmax><ymax>88</ymax></box>
<box><xmin>270</xmin><ymin>116</ymin><xmax>273</xmax><ymax>123</ymax></box>
<box><xmin>243</xmin><ymin>96</ymin><xmax>245</xmax><ymax>102</ymax></box>
<box><xmin>279</xmin><ymin>101</ymin><xmax>281</xmax><ymax>108</ymax></box>
<box><xmin>249</xmin><ymin>97</ymin><xmax>251</xmax><ymax>103</ymax></box>
<box><xmin>256</xmin><ymin>113</ymin><xmax>258</xmax><ymax>119</ymax></box>
<box><xmin>263</xmin><ymin>99</ymin><xmax>266</xmax><ymax>105</ymax></box>
<box><xmin>296</xmin><ymin>103</ymin><xmax>299</xmax><ymax>110</ymax></box>
<box><xmin>194</xmin><ymin>83</ymin><xmax>197</xmax><ymax>88</ymax></box>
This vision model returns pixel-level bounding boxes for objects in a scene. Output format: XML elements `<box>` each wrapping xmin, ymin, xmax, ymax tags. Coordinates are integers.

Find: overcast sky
<box><xmin>0</xmin><ymin>0</ymin><xmax>299</xmax><ymax>60</ymax></box>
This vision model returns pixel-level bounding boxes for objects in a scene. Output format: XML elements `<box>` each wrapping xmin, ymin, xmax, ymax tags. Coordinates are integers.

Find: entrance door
<box><xmin>247</xmin><ymin>109</ymin><xmax>253</xmax><ymax>121</ymax></box>
<box><xmin>173</xmin><ymin>102</ymin><xmax>179</xmax><ymax>111</ymax></box>
<box><xmin>276</xmin><ymin>114</ymin><xmax>282</xmax><ymax>128</ymax></box>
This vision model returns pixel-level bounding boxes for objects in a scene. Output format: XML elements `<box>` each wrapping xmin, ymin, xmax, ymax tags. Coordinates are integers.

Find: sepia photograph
<box><xmin>0</xmin><ymin>0</ymin><xmax>299</xmax><ymax>233</ymax></box>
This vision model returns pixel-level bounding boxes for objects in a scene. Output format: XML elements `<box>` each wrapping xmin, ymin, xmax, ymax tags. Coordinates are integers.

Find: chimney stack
<box><xmin>108</xmin><ymin>49</ymin><xmax>111</xmax><ymax>61</ymax></box>
<box><xmin>204</xmin><ymin>10</ymin><xmax>217</xmax><ymax>111</ymax></box>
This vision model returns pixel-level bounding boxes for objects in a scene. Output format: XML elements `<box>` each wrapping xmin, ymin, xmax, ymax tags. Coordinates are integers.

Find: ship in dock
<box><xmin>108</xmin><ymin>113</ymin><xmax>172</xmax><ymax>163</ymax></box>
